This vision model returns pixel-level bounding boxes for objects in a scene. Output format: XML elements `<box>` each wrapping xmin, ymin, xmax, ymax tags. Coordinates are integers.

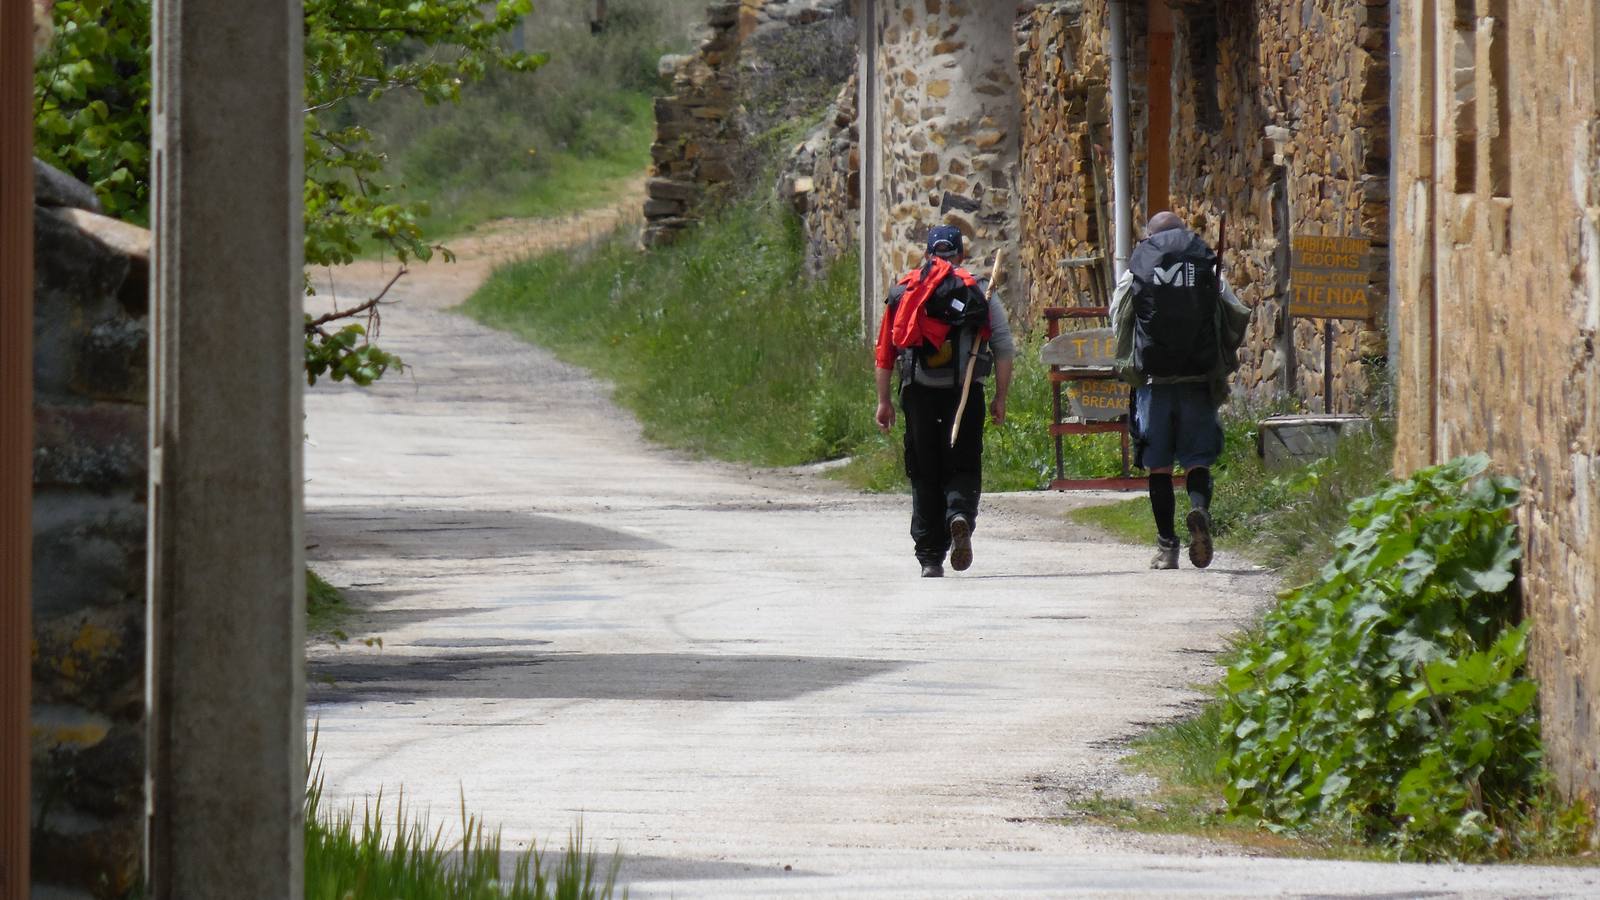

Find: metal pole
<box><xmin>858</xmin><ymin>0</ymin><xmax>880</xmax><ymax>339</ymax></box>
<box><xmin>1325</xmin><ymin>319</ymin><xmax>1336</xmax><ymax>413</ymax></box>
<box><xmin>1108</xmin><ymin>0</ymin><xmax>1134</xmax><ymax>277</ymax></box>
<box><xmin>1</xmin><ymin>0</ymin><xmax>36</xmax><ymax>894</ymax></box>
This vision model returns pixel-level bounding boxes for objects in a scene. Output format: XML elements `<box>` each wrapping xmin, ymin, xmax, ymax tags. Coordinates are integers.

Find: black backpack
<box><xmin>1128</xmin><ymin>229</ymin><xmax>1220</xmax><ymax>378</ymax></box>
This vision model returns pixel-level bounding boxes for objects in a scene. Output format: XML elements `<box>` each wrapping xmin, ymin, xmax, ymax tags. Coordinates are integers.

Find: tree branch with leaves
<box><xmin>34</xmin><ymin>0</ymin><xmax>547</xmax><ymax>386</ymax></box>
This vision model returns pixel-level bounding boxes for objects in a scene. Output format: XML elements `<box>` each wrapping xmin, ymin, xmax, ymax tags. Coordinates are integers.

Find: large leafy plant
<box><xmin>34</xmin><ymin>0</ymin><xmax>545</xmax><ymax>385</ymax></box>
<box><xmin>1219</xmin><ymin>455</ymin><xmax>1571</xmax><ymax>859</ymax></box>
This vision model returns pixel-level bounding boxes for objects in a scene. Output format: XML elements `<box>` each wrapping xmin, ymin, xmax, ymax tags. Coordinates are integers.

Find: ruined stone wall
<box><xmin>644</xmin><ymin>3</ymin><xmax>743</xmax><ymax>246</ymax></box>
<box><xmin>783</xmin><ymin>74</ymin><xmax>860</xmax><ymax>277</ymax></box>
<box><xmin>1014</xmin><ymin>0</ymin><xmax>1388</xmax><ymax>411</ymax></box>
<box><xmin>867</xmin><ymin>0</ymin><xmax>1023</xmax><ymax>319</ymax></box>
<box><xmin>645</xmin><ymin>0</ymin><xmax>854</xmax><ymax>248</ymax></box>
<box><xmin>30</xmin><ymin>163</ymin><xmax>148</xmax><ymax>898</ymax></box>
<box><xmin>1393</xmin><ymin>0</ymin><xmax>1600</xmax><ymax>803</ymax></box>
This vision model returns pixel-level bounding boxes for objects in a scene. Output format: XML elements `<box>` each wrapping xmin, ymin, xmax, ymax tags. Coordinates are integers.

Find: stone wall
<box><xmin>645</xmin><ymin>0</ymin><xmax>854</xmax><ymax>248</ymax></box>
<box><xmin>30</xmin><ymin>162</ymin><xmax>149</xmax><ymax>898</ymax></box>
<box><xmin>782</xmin><ymin>75</ymin><xmax>860</xmax><ymax>277</ymax></box>
<box><xmin>1014</xmin><ymin>1</ymin><xmax>1145</xmax><ymax>318</ymax></box>
<box><xmin>863</xmin><ymin>0</ymin><xmax>1023</xmax><ymax>319</ymax></box>
<box><xmin>1392</xmin><ymin>0</ymin><xmax>1600</xmax><ymax>804</ymax></box>
<box><xmin>644</xmin><ymin>2</ymin><xmax>743</xmax><ymax>247</ymax></box>
<box><xmin>1013</xmin><ymin>0</ymin><xmax>1389</xmax><ymax>412</ymax></box>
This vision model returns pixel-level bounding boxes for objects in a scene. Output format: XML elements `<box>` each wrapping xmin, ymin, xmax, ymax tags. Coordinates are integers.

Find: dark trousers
<box><xmin>901</xmin><ymin>381</ymin><xmax>985</xmax><ymax>564</ymax></box>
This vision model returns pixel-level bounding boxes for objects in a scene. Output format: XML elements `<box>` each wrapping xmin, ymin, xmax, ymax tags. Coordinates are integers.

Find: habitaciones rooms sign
<box><xmin>1289</xmin><ymin>235</ymin><xmax>1373</xmax><ymax>319</ymax></box>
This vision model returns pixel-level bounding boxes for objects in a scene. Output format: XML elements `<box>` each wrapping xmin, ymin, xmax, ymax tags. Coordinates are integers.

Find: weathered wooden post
<box><xmin>2</xmin><ymin>0</ymin><xmax>36</xmax><ymax>894</ymax></box>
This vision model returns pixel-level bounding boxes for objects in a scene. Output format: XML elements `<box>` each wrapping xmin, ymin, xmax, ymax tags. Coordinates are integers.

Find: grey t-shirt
<box><xmin>911</xmin><ymin>299</ymin><xmax>1016</xmax><ymax>388</ymax></box>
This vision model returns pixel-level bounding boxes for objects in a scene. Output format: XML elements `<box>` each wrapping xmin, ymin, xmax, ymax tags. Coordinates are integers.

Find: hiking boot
<box><xmin>1150</xmin><ymin>537</ymin><xmax>1180</xmax><ymax>570</ymax></box>
<box><xmin>920</xmin><ymin>562</ymin><xmax>945</xmax><ymax>578</ymax></box>
<box><xmin>1186</xmin><ymin>508</ymin><xmax>1214</xmax><ymax>569</ymax></box>
<box><xmin>948</xmin><ymin>515</ymin><xmax>973</xmax><ymax>572</ymax></box>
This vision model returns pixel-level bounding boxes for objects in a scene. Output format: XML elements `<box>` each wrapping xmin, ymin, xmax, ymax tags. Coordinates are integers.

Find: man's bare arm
<box><xmin>990</xmin><ymin>358</ymin><xmax>1013</xmax><ymax>425</ymax></box>
<box><xmin>875</xmin><ymin>367</ymin><xmax>895</xmax><ymax>433</ymax></box>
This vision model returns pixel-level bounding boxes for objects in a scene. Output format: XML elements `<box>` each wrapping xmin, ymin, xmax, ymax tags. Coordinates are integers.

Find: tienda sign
<box><xmin>1289</xmin><ymin>234</ymin><xmax>1373</xmax><ymax>320</ymax></box>
<box><xmin>1040</xmin><ymin>327</ymin><xmax>1117</xmax><ymax>369</ymax></box>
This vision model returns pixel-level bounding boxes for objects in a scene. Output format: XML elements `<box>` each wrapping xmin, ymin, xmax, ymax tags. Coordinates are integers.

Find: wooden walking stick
<box><xmin>949</xmin><ymin>248</ymin><xmax>1004</xmax><ymax>448</ymax></box>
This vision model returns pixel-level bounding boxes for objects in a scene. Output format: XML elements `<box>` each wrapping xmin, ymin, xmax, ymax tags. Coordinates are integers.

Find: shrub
<box><xmin>363</xmin><ymin>0</ymin><xmax>706</xmax><ymax>235</ymax></box>
<box><xmin>1219</xmin><ymin>454</ymin><xmax>1586</xmax><ymax>859</ymax></box>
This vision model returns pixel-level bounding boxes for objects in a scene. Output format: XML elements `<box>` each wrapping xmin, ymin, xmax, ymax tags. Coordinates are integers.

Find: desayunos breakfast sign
<box><xmin>1289</xmin><ymin>235</ymin><xmax>1372</xmax><ymax>320</ymax></box>
<box><xmin>1067</xmin><ymin>378</ymin><xmax>1130</xmax><ymax>422</ymax></box>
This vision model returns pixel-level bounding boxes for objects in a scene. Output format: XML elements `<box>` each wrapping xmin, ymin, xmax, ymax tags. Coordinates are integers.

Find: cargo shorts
<box><xmin>1133</xmin><ymin>382</ymin><xmax>1223</xmax><ymax>471</ymax></box>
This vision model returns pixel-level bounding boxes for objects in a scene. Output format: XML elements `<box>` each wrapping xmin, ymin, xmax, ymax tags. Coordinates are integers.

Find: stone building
<box><xmin>783</xmin><ymin>74</ymin><xmax>862</xmax><ymax>278</ymax></box>
<box><xmin>819</xmin><ymin>1</ymin><xmax>1390</xmax><ymax>409</ymax></box>
<box><xmin>855</xmin><ymin>0</ymin><xmax>1024</xmax><ymax>330</ymax></box>
<box><xmin>653</xmin><ymin>2</ymin><xmax>1393</xmax><ymax>409</ymax></box>
<box><xmin>1391</xmin><ymin>0</ymin><xmax>1600</xmax><ymax>802</ymax></box>
<box><xmin>1009</xmin><ymin>0</ymin><xmax>1389</xmax><ymax>410</ymax></box>
<box><xmin>846</xmin><ymin>0</ymin><xmax>1389</xmax><ymax>409</ymax></box>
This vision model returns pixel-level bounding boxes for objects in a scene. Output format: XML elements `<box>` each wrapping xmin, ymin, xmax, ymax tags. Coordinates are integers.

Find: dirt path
<box><xmin>302</xmin><ymin>193</ymin><xmax>1600</xmax><ymax>898</ymax></box>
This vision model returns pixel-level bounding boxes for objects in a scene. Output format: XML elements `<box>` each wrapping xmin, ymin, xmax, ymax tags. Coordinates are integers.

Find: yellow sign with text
<box><xmin>1040</xmin><ymin>327</ymin><xmax>1117</xmax><ymax>369</ymax></box>
<box><xmin>1289</xmin><ymin>235</ymin><xmax>1373</xmax><ymax>320</ymax></box>
<box><xmin>1067</xmin><ymin>378</ymin><xmax>1131</xmax><ymax>422</ymax></box>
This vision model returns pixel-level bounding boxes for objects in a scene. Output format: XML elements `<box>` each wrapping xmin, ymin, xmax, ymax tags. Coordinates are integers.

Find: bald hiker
<box><xmin>1111</xmin><ymin>211</ymin><xmax>1251</xmax><ymax>570</ymax></box>
<box><xmin>874</xmin><ymin>226</ymin><xmax>1016</xmax><ymax>578</ymax></box>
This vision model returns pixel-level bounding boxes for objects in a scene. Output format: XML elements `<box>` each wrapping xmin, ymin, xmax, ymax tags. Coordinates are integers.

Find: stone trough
<box><xmin>1256</xmin><ymin>414</ymin><xmax>1373</xmax><ymax>469</ymax></box>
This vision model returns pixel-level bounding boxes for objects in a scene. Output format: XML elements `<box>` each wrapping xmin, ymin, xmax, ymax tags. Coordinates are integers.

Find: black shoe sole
<box><xmin>1186</xmin><ymin>509</ymin><xmax>1213</xmax><ymax>569</ymax></box>
<box><xmin>949</xmin><ymin>517</ymin><xmax>973</xmax><ymax>572</ymax></box>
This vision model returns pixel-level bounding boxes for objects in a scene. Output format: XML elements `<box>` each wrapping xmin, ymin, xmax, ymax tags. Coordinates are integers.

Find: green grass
<box><xmin>305</xmin><ymin>739</ymin><xmax>618</xmax><ymax>899</ymax></box>
<box><xmin>306</xmin><ymin>568</ymin><xmax>350</xmax><ymax>637</ymax></box>
<box><xmin>464</xmin><ymin>197</ymin><xmax>879</xmax><ymax>467</ymax></box>
<box><xmin>356</xmin><ymin>0</ymin><xmax>705</xmax><ymax>239</ymax></box>
<box><xmin>1084</xmin><ymin>594</ymin><xmax>1598</xmax><ymax>863</ymax></box>
<box><xmin>1070</xmin><ymin>435</ymin><xmax>1598</xmax><ymax>863</ymax></box>
<box><xmin>1068</xmin><ymin>703</ymin><xmax>1389</xmax><ymax>860</ymax></box>
<box><xmin>399</xmin><ymin>94</ymin><xmax>654</xmax><ymax>239</ymax></box>
<box><xmin>1080</xmin><ymin>710</ymin><xmax>1597</xmax><ymax>862</ymax></box>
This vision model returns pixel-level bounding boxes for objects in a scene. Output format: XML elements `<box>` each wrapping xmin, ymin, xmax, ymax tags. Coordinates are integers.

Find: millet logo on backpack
<box><xmin>1152</xmin><ymin>262</ymin><xmax>1195</xmax><ymax>287</ymax></box>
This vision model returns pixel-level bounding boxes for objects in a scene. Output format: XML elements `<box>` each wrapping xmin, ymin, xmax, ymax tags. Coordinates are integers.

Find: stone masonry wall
<box><xmin>868</xmin><ymin>0</ymin><xmax>1023</xmax><ymax>320</ymax></box>
<box><xmin>783</xmin><ymin>74</ymin><xmax>861</xmax><ymax>277</ymax></box>
<box><xmin>30</xmin><ymin>162</ymin><xmax>149</xmax><ymax>898</ymax></box>
<box><xmin>1014</xmin><ymin>0</ymin><xmax>1388</xmax><ymax>412</ymax></box>
<box><xmin>1015</xmin><ymin>1</ymin><xmax>1147</xmax><ymax>320</ymax></box>
<box><xmin>1393</xmin><ymin>0</ymin><xmax>1600</xmax><ymax>804</ymax></box>
<box><xmin>646</xmin><ymin>0</ymin><xmax>854</xmax><ymax>248</ymax></box>
<box><xmin>644</xmin><ymin>3</ymin><xmax>744</xmax><ymax>246</ymax></box>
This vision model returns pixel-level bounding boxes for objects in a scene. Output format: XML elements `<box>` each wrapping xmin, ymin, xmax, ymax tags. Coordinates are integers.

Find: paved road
<box><xmin>304</xmin><ymin>209</ymin><xmax>1600</xmax><ymax>898</ymax></box>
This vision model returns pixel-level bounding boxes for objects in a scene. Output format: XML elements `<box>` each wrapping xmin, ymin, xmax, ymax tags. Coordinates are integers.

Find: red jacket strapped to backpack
<box><xmin>874</xmin><ymin>256</ymin><xmax>987</xmax><ymax>370</ymax></box>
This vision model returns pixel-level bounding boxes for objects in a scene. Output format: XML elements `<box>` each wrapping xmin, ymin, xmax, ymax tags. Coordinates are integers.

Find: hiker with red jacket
<box><xmin>874</xmin><ymin>226</ymin><xmax>1015</xmax><ymax>578</ymax></box>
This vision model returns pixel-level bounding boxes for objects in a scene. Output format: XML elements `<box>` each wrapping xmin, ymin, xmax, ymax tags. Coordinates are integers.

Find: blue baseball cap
<box><xmin>926</xmin><ymin>225</ymin><xmax>963</xmax><ymax>257</ymax></box>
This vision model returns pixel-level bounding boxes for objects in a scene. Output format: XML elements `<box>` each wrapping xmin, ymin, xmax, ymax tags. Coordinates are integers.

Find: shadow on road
<box><xmin>307</xmin><ymin>506</ymin><xmax>665</xmax><ymax>558</ymax></box>
<box><xmin>308</xmin><ymin>651</ymin><xmax>909</xmax><ymax>705</ymax></box>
